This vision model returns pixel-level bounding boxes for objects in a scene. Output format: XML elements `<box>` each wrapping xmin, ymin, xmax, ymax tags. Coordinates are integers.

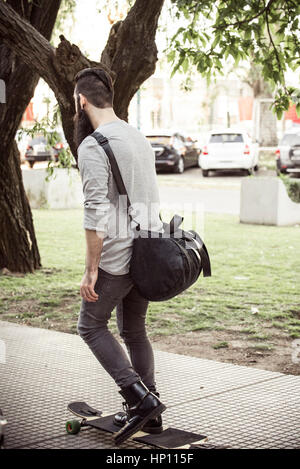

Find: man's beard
<box><xmin>73</xmin><ymin>107</ymin><xmax>94</xmax><ymax>160</ymax></box>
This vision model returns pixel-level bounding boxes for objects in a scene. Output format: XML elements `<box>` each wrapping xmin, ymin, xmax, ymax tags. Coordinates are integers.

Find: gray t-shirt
<box><xmin>78</xmin><ymin>119</ymin><xmax>163</xmax><ymax>275</ymax></box>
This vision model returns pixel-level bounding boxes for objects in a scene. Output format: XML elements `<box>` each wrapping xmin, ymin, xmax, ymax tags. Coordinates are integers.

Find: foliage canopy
<box><xmin>168</xmin><ymin>0</ymin><xmax>300</xmax><ymax>118</ymax></box>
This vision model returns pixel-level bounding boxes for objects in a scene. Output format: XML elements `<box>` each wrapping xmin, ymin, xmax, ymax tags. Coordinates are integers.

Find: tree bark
<box><xmin>0</xmin><ymin>142</ymin><xmax>41</xmax><ymax>272</ymax></box>
<box><xmin>0</xmin><ymin>0</ymin><xmax>62</xmax><ymax>272</ymax></box>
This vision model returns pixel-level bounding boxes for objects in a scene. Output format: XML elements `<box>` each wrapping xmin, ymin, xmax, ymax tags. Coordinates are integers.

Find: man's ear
<box><xmin>79</xmin><ymin>93</ymin><xmax>87</xmax><ymax>110</ymax></box>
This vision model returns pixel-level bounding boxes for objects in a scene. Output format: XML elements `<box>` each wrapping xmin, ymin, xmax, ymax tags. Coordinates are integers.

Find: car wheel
<box><xmin>174</xmin><ymin>157</ymin><xmax>184</xmax><ymax>174</ymax></box>
<box><xmin>254</xmin><ymin>164</ymin><xmax>259</xmax><ymax>171</ymax></box>
<box><xmin>202</xmin><ymin>169</ymin><xmax>209</xmax><ymax>177</ymax></box>
<box><xmin>246</xmin><ymin>167</ymin><xmax>254</xmax><ymax>176</ymax></box>
<box><xmin>28</xmin><ymin>161</ymin><xmax>35</xmax><ymax>169</ymax></box>
<box><xmin>197</xmin><ymin>153</ymin><xmax>201</xmax><ymax>168</ymax></box>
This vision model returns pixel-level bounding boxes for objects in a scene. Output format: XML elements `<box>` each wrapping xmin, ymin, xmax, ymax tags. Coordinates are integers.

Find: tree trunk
<box><xmin>257</xmin><ymin>94</ymin><xmax>278</xmax><ymax>147</ymax></box>
<box><xmin>0</xmin><ymin>142</ymin><xmax>41</xmax><ymax>272</ymax></box>
<box><xmin>244</xmin><ymin>63</ymin><xmax>278</xmax><ymax>146</ymax></box>
<box><xmin>0</xmin><ymin>0</ymin><xmax>62</xmax><ymax>272</ymax></box>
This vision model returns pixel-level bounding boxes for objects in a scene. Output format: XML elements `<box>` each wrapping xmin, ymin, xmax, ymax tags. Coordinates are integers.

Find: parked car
<box><xmin>275</xmin><ymin>129</ymin><xmax>300</xmax><ymax>175</ymax></box>
<box><xmin>199</xmin><ymin>129</ymin><xmax>259</xmax><ymax>177</ymax></box>
<box><xmin>15</xmin><ymin>129</ymin><xmax>30</xmax><ymax>163</ymax></box>
<box><xmin>146</xmin><ymin>130</ymin><xmax>200</xmax><ymax>174</ymax></box>
<box><xmin>25</xmin><ymin>130</ymin><xmax>66</xmax><ymax>168</ymax></box>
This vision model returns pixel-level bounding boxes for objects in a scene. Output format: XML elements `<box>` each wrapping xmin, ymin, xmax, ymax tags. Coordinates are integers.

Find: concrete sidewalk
<box><xmin>0</xmin><ymin>320</ymin><xmax>299</xmax><ymax>449</ymax></box>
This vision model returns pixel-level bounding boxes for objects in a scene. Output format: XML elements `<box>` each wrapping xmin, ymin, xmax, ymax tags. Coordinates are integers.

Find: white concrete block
<box><xmin>240</xmin><ymin>177</ymin><xmax>300</xmax><ymax>226</ymax></box>
<box><xmin>22</xmin><ymin>167</ymin><xmax>83</xmax><ymax>209</ymax></box>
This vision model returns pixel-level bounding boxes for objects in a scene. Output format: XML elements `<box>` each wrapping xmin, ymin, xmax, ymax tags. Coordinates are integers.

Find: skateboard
<box><xmin>66</xmin><ymin>401</ymin><xmax>207</xmax><ymax>449</ymax></box>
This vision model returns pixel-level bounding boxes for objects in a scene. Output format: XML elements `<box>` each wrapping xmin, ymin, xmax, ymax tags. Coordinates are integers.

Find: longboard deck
<box><xmin>67</xmin><ymin>401</ymin><xmax>207</xmax><ymax>449</ymax></box>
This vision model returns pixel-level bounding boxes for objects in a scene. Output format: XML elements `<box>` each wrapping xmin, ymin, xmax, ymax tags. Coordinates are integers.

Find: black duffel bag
<box><xmin>92</xmin><ymin>131</ymin><xmax>211</xmax><ymax>301</ymax></box>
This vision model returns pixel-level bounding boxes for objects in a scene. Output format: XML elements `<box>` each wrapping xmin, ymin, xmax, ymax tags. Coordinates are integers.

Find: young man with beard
<box><xmin>73</xmin><ymin>68</ymin><xmax>166</xmax><ymax>445</ymax></box>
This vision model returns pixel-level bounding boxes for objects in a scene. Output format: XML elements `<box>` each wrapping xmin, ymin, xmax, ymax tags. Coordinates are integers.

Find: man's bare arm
<box><xmin>80</xmin><ymin>230</ymin><xmax>105</xmax><ymax>302</ymax></box>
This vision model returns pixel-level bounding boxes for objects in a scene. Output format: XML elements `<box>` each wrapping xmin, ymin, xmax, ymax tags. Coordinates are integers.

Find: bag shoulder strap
<box><xmin>91</xmin><ymin>131</ymin><xmax>182</xmax><ymax>236</ymax></box>
<box><xmin>91</xmin><ymin>131</ymin><xmax>141</xmax><ymax>231</ymax></box>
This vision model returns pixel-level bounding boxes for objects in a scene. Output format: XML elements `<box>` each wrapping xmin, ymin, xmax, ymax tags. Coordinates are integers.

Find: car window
<box><xmin>279</xmin><ymin>134</ymin><xmax>300</xmax><ymax>146</ymax></box>
<box><xmin>172</xmin><ymin>135</ymin><xmax>183</xmax><ymax>150</ymax></box>
<box><xmin>209</xmin><ymin>133</ymin><xmax>244</xmax><ymax>143</ymax></box>
<box><xmin>30</xmin><ymin>136</ymin><xmax>47</xmax><ymax>145</ymax></box>
<box><xmin>146</xmin><ymin>136</ymin><xmax>172</xmax><ymax>145</ymax></box>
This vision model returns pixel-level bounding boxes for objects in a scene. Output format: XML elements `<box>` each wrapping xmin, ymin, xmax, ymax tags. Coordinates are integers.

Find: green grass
<box><xmin>0</xmin><ymin>209</ymin><xmax>299</xmax><ymax>349</ymax></box>
<box><xmin>213</xmin><ymin>341</ymin><xmax>229</xmax><ymax>350</ymax></box>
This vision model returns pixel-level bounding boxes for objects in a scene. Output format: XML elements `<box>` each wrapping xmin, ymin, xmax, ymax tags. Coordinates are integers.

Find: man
<box><xmin>73</xmin><ymin>67</ymin><xmax>166</xmax><ymax>445</ymax></box>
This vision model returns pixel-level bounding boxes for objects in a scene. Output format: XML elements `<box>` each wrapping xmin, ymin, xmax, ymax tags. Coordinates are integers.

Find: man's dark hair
<box><xmin>74</xmin><ymin>68</ymin><xmax>114</xmax><ymax>108</ymax></box>
<box><xmin>73</xmin><ymin>68</ymin><xmax>114</xmax><ymax>154</ymax></box>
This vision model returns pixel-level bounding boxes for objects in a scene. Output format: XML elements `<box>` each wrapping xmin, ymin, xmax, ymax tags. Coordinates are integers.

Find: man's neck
<box><xmin>88</xmin><ymin>107</ymin><xmax>121</xmax><ymax>130</ymax></box>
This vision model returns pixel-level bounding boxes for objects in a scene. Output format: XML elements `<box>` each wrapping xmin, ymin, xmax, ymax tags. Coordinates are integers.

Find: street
<box><xmin>21</xmin><ymin>162</ymin><xmax>276</xmax><ymax>216</ymax></box>
<box><xmin>157</xmin><ymin>167</ymin><xmax>275</xmax><ymax>215</ymax></box>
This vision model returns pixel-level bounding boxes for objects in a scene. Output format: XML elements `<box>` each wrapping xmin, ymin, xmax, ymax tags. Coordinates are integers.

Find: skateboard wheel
<box><xmin>66</xmin><ymin>419</ymin><xmax>81</xmax><ymax>435</ymax></box>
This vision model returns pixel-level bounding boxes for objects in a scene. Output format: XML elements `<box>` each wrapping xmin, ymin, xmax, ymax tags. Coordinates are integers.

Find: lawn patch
<box><xmin>0</xmin><ymin>209</ymin><xmax>299</xmax><ymax>372</ymax></box>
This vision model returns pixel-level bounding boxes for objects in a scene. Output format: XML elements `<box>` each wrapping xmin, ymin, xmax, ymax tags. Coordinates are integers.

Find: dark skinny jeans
<box><xmin>77</xmin><ymin>267</ymin><xmax>156</xmax><ymax>392</ymax></box>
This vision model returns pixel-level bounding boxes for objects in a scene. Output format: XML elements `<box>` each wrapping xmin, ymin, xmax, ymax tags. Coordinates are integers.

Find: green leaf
<box><xmin>167</xmin><ymin>50</ymin><xmax>176</xmax><ymax>63</ymax></box>
<box><xmin>211</xmin><ymin>34</ymin><xmax>220</xmax><ymax>49</ymax></box>
<box><xmin>244</xmin><ymin>29</ymin><xmax>252</xmax><ymax>40</ymax></box>
<box><xmin>181</xmin><ymin>56</ymin><xmax>189</xmax><ymax>74</ymax></box>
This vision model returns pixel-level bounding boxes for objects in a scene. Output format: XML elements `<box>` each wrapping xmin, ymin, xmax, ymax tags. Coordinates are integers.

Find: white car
<box><xmin>199</xmin><ymin>129</ymin><xmax>259</xmax><ymax>177</ymax></box>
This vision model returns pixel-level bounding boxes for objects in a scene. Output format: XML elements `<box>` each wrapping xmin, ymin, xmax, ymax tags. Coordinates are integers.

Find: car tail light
<box><xmin>243</xmin><ymin>144</ymin><xmax>250</xmax><ymax>155</ymax></box>
<box><xmin>202</xmin><ymin>145</ymin><xmax>209</xmax><ymax>155</ymax></box>
<box><xmin>26</xmin><ymin>145</ymin><xmax>33</xmax><ymax>150</ymax></box>
<box><xmin>275</xmin><ymin>148</ymin><xmax>280</xmax><ymax>159</ymax></box>
<box><xmin>54</xmin><ymin>142</ymin><xmax>63</xmax><ymax>149</ymax></box>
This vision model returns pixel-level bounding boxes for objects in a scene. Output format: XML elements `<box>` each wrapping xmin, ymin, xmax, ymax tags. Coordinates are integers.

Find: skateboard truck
<box><xmin>0</xmin><ymin>409</ymin><xmax>7</xmax><ymax>449</ymax></box>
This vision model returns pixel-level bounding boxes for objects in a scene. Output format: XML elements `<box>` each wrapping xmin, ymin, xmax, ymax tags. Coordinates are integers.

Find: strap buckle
<box><xmin>92</xmin><ymin>131</ymin><xmax>108</xmax><ymax>146</ymax></box>
<box><xmin>98</xmin><ymin>136</ymin><xmax>108</xmax><ymax>145</ymax></box>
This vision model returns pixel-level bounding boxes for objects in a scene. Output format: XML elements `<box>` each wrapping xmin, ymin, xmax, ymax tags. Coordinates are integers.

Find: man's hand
<box><xmin>80</xmin><ymin>270</ymin><xmax>99</xmax><ymax>302</ymax></box>
<box><xmin>80</xmin><ymin>229</ymin><xmax>105</xmax><ymax>302</ymax></box>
